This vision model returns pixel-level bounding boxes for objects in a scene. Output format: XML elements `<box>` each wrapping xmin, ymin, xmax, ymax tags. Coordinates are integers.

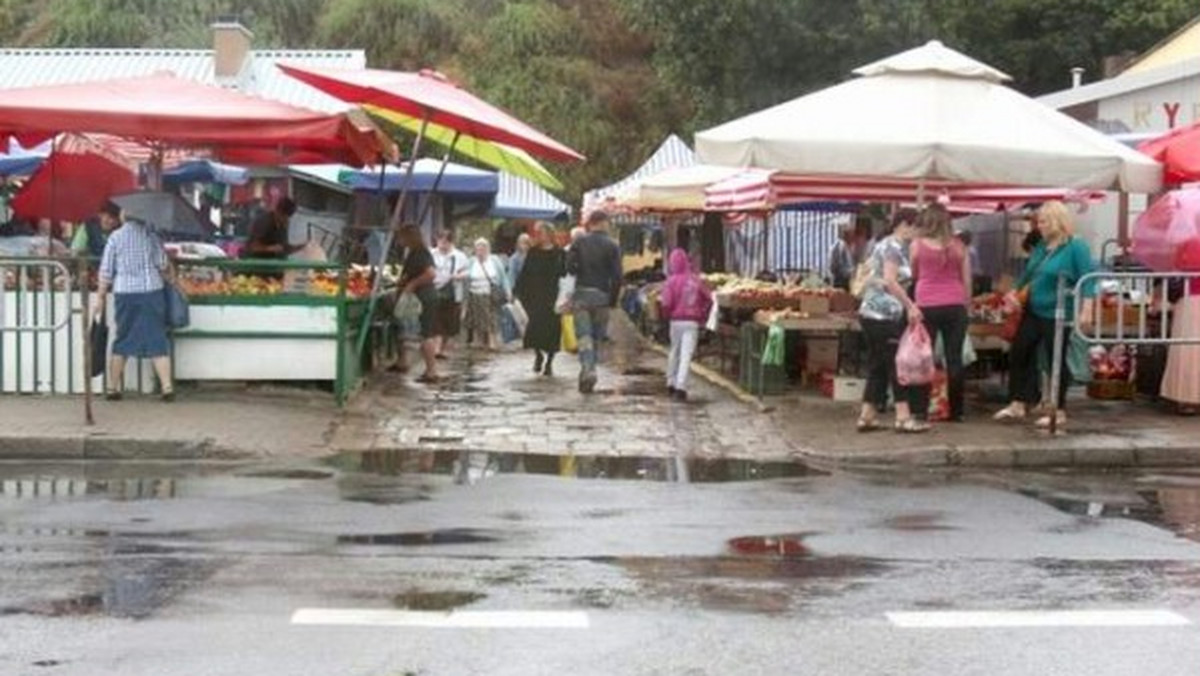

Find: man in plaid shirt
<box><xmin>95</xmin><ymin>204</ymin><xmax>176</xmax><ymax>401</ymax></box>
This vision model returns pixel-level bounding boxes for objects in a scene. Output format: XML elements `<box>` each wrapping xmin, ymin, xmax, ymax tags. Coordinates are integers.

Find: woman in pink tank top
<box><xmin>910</xmin><ymin>205</ymin><xmax>971</xmax><ymax>423</ymax></box>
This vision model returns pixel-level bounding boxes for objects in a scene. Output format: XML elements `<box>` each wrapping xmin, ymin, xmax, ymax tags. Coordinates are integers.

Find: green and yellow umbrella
<box><xmin>364</xmin><ymin>104</ymin><xmax>564</xmax><ymax>192</ymax></box>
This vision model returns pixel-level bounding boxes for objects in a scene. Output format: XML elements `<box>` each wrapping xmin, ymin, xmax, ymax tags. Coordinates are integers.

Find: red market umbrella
<box><xmin>0</xmin><ymin>73</ymin><xmax>388</xmax><ymax>166</ymax></box>
<box><xmin>1132</xmin><ymin>188</ymin><xmax>1200</xmax><ymax>272</ymax></box>
<box><xmin>11</xmin><ymin>151</ymin><xmax>136</xmax><ymax>222</ymax></box>
<box><xmin>1138</xmin><ymin>125</ymin><xmax>1200</xmax><ymax>186</ymax></box>
<box><xmin>277</xmin><ymin>64</ymin><xmax>585</xmax><ymax>163</ymax></box>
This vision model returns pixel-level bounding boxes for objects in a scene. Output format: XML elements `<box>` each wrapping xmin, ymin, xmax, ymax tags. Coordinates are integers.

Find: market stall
<box><xmin>0</xmin><ymin>72</ymin><xmax>391</xmax><ymax>407</ymax></box>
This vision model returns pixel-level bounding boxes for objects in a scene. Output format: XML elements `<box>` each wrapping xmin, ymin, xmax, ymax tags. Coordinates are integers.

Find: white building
<box><xmin>1039</xmin><ymin>16</ymin><xmax>1200</xmax><ymax>261</ymax></box>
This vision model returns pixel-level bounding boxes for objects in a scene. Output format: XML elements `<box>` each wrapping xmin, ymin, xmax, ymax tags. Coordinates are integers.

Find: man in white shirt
<box><xmin>432</xmin><ymin>230</ymin><xmax>470</xmax><ymax>359</ymax></box>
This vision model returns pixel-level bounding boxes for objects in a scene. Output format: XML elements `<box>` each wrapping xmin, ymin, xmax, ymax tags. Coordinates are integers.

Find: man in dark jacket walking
<box><xmin>567</xmin><ymin>211</ymin><xmax>623</xmax><ymax>393</ymax></box>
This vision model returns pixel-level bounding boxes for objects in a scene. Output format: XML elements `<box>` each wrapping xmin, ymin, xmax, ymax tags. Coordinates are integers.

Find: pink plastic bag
<box><xmin>896</xmin><ymin>323</ymin><xmax>935</xmax><ymax>386</ymax></box>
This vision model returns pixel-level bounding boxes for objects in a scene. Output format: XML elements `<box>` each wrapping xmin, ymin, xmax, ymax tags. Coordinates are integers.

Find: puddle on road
<box><xmin>337</xmin><ymin>528</ymin><xmax>499</xmax><ymax>547</ymax></box>
<box><xmin>618</xmin><ymin>554</ymin><xmax>889</xmax><ymax>615</ymax></box>
<box><xmin>328</xmin><ymin>449</ymin><xmax>822</xmax><ymax>484</ymax></box>
<box><xmin>2</xmin><ymin>550</ymin><xmax>214</xmax><ymax>619</ymax></box>
<box><xmin>237</xmin><ymin>468</ymin><xmax>334</xmax><ymax>481</ymax></box>
<box><xmin>728</xmin><ymin>534</ymin><xmax>812</xmax><ymax>557</ymax></box>
<box><xmin>393</xmin><ymin>589</ymin><xmax>486</xmax><ymax>611</ymax></box>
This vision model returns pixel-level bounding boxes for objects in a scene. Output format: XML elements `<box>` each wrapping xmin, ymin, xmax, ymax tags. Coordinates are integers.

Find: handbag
<box><xmin>1000</xmin><ymin>244</ymin><xmax>1064</xmax><ymax>343</ymax></box>
<box><xmin>164</xmin><ymin>283</ymin><xmax>190</xmax><ymax>329</ymax></box>
<box><xmin>89</xmin><ymin>319</ymin><xmax>108</xmax><ymax>377</ymax></box>
<box><xmin>480</xmin><ymin>259</ymin><xmax>507</xmax><ymax>307</ymax></box>
<box><xmin>436</xmin><ymin>253</ymin><xmax>458</xmax><ymax>303</ymax></box>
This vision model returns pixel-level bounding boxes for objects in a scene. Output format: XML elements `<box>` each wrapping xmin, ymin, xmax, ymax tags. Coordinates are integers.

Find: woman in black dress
<box><xmin>514</xmin><ymin>223</ymin><xmax>565</xmax><ymax>376</ymax></box>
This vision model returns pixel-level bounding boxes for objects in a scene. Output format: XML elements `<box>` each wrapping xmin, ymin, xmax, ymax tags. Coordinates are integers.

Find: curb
<box><xmin>796</xmin><ymin>442</ymin><xmax>1200</xmax><ymax>471</ymax></box>
<box><xmin>0</xmin><ymin>435</ymin><xmax>254</xmax><ymax>461</ymax></box>
<box><xmin>627</xmin><ymin>319</ymin><xmax>772</xmax><ymax>413</ymax></box>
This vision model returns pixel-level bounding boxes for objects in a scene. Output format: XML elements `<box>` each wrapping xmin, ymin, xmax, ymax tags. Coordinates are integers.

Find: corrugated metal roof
<box><xmin>0</xmin><ymin>48</ymin><xmax>364</xmax><ymax>112</ymax></box>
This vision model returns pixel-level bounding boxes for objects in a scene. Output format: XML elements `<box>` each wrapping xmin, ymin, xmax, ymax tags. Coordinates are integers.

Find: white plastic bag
<box><xmin>705</xmin><ymin>298</ymin><xmax>720</xmax><ymax>332</ymax></box>
<box><xmin>555</xmin><ymin>275</ymin><xmax>576</xmax><ymax>314</ymax></box>
<box><xmin>896</xmin><ymin>324</ymin><xmax>935</xmax><ymax>386</ymax></box>
<box><xmin>508</xmin><ymin>299</ymin><xmax>529</xmax><ymax>332</ymax></box>
<box><xmin>284</xmin><ymin>241</ymin><xmax>328</xmax><ymax>294</ymax></box>
<box><xmin>393</xmin><ymin>291</ymin><xmax>423</xmax><ymax>322</ymax></box>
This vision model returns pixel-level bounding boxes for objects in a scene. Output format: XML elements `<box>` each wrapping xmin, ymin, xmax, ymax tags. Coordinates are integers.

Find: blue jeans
<box><xmin>572</xmin><ymin>287</ymin><xmax>611</xmax><ymax>377</ymax></box>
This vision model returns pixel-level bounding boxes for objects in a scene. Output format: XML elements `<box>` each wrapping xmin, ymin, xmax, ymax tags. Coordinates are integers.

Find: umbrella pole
<box><xmin>415</xmin><ymin>131</ymin><xmax>462</xmax><ymax>229</ymax></box>
<box><xmin>358</xmin><ymin>114</ymin><xmax>431</xmax><ymax>362</ymax></box>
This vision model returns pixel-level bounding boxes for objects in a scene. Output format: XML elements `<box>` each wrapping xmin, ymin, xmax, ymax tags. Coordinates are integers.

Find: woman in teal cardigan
<box><xmin>994</xmin><ymin>201</ymin><xmax>1096</xmax><ymax>429</ymax></box>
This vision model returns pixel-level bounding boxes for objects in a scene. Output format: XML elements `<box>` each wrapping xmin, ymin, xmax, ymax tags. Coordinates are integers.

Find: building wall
<box><xmin>1097</xmin><ymin>77</ymin><xmax>1200</xmax><ymax>133</ymax></box>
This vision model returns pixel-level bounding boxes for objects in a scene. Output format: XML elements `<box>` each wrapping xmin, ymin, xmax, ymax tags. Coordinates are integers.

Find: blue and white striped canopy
<box><xmin>491</xmin><ymin>172</ymin><xmax>571</xmax><ymax>220</ymax></box>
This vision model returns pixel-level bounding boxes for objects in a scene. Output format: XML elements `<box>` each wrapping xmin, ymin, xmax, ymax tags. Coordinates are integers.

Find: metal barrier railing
<box><xmin>0</xmin><ymin>256</ymin><xmax>94</xmax><ymax>423</ymax></box>
<box><xmin>1047</xmin><ymin>271</ymin><xmax>1200</xmax><ymax>434</ymax></box>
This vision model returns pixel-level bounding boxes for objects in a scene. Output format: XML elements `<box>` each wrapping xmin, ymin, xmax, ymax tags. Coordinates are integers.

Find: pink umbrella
<box><xmin>1132</xmin><ymin>188</ymin><xmax>1200</xmax><ymax>272</ymax></box>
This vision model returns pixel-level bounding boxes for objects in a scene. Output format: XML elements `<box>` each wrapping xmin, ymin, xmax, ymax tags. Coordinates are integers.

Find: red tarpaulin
<box><xmin>11</xmin><ymin>152</ymin><xmax>136</xmax><ymax>222</ymax></box>
<box><xmin>277</xmin><ymin>64</ymin><xmax>584</xmax><ymax>163</ymax></box>
<box><xmin>0</xmin><ymin>73</ymin><xmax>389</xmax><ymax>166</ymax></box>
<box><xmin>1140</xmin><ymin>125</ymin><xmax>1200</xmax><ymax>186</ymax></box>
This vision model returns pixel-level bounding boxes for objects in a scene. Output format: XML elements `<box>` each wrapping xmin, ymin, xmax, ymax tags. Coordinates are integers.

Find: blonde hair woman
<box><xmin>994</xmin><ymin>201</ymin><xmax>1096</xmax><ymax>428</ymax></box>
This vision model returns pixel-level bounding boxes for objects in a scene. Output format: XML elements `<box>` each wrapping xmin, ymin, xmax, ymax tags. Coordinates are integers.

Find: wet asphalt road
<box><xmin>2</xmin><ymin>453</ymin><xmax>1200</xmax><ymax>676</ymax></box>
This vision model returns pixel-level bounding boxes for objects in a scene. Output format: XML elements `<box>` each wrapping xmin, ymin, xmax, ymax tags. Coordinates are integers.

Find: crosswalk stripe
<box><xmin>887</xmin><ymin>610</ymin><xmax>1191</xmax><ymax>629</ymax></box>
<box><xmin>291</xmin><ymin>609</ymin><xmax>590</xmax><ymax>629</ymax></box>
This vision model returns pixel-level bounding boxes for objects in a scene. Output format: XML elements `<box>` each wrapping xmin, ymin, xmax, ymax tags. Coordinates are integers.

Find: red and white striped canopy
<box><xmin>704</xmin><ymin>171</ymin><xmax>1106</xmax><ymax>213</ymax></box>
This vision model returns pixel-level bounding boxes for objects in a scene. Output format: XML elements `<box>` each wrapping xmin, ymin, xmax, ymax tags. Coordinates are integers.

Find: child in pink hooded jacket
<box><xmin>659</xmin><ymin>248</ymin><xmax>714</xmax><ymax>401</ymax></box>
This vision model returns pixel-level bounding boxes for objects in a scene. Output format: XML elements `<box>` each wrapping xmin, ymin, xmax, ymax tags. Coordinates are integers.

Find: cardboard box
<box><xmin>829</xmin><ymin>291</ymin><xmax>858</xmax><ymax>313</ymax></box>
<box><xmin>804</xmin><ymin>337</ymin><xmax>839</xmax><ymax>374</ymax></box>
<box><xmin>799</xmin><ymin>294</ymin><xmax>831</xmax><ymax>316</ymax></box>
<box><xmin>833</xmin><ymin>376</ymin><xmax>866</xmax><ymax>402</ymax></box>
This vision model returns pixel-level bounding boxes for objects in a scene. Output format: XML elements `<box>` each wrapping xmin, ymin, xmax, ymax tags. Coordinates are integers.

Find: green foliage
<box><xmin>0</xmin><ymin>0</ymin><xmax>1195</xmax><ymax>201</ymax></box>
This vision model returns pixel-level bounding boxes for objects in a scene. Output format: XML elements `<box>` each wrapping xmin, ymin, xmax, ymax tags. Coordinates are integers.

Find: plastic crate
<box><xmin>737</xmin><ymin>322</ymin><xmax>788</xmax><ymax>395</ymax></box>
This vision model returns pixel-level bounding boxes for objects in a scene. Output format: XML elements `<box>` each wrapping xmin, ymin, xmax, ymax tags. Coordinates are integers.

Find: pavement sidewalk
<box><xmin>2</xmin><ymin>313</ymin><xmax>1199</xmax><ymax>468</ymax></box>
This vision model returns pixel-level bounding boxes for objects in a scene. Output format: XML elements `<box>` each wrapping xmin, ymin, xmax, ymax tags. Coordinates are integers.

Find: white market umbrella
<box><xmin>695</xmin><ymin>41</ymin><xmax>1162</xmax><ymax>194</ymax></box>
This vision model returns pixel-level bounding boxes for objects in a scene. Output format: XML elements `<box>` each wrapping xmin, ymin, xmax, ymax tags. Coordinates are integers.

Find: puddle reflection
<box><xmin>328</xmin><ymin>449</ymin><xmax>821</xmax><ymax>484</ymax></box>
<box><xmin>0</xmin><ymin>477</ymin><xmax>177</xmax><ymax>501</ymax></box>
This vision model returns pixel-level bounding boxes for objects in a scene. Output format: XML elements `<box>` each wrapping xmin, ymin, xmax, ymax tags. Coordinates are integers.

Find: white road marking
<box><xmin>291</xmin><ymin>608</ymin><xmax>590</xmax><ymax>629</ymax></box>
<box><xmin>887</xmin><ymin>610</ymin><xmax>1191</xmax><ymax>629</ymax></box>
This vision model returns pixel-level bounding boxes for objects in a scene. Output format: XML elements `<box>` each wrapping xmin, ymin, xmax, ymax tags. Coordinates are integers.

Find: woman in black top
<box><xmin>398</xmin><ymin>225</ymin><xmax>440</xmax><ymax>383</ymax></box>
<box><xmin>515</xmin><ymin>223</ymin><xmax>565</xmax><ymax>376</ymax></box>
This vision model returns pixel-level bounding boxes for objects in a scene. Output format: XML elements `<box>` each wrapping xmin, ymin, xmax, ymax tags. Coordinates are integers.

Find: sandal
<box><xmin>856</xmin><ymin>417</ymin><xmax>882</xmax><ymax>433</ymax></box>
<box><xmin>104</xmin><ymin>391</ymin><xmax>123</xmax><ymax>402</ymax></box>
<box><xmin>895</xmin><ymin>419</ymin><xmax>931</xmax><ymax>434</ymax></box>
<box><xmin>415</xmin><ymin>373</ymin><xmax>442</xmax><ymax>385</ymax></box>
<box><xmin>1035</xmin><ymin>412</ymin><xmax>1067</xmax><ymax>429</ymax></box>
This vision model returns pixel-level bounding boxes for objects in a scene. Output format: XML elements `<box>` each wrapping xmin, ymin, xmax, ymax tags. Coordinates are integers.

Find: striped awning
<box><xmin>705</xmin><ymin>172</ymin><xmax>1107</xmax><ymax>213</ymax></box>
<box><xmin>582</xmin><ymin>134</ymin><xmax>695</xmax><ymax>214</ymax></box>
<box><xmin>492</xmin><ymin>172</ymin><xmax>571</xmax><ymax>220</ymax></box>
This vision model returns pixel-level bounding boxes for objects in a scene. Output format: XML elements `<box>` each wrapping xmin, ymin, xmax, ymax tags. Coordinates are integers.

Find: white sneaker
<box><xmin>993</xmin><ymin>404</ymin><xmax>1026</xmax><ymax>421</ymax></box>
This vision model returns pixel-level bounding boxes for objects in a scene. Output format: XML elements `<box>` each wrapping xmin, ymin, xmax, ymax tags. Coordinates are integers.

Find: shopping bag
<box><xmin>508</xmin><ymin>299</ymin><xmax>529</xmax><ymax>333</ymax></box>
<box><xmin>896</xmin><ymin>323</ymin><xmax>935</xmax><ymax>386</ymax></box>
<box><xmin>761</xmin><ymin>324</ymin><xmax>786</xmax><ymax>366</ymax></box>
<box><xmin>934</xmin><ymin>332</ymin><xmax>977</xmax><ymax>368</ymax></box>
<box><xmin>393</xmin><ymin>291</ymin><xmax>423</xmax><ymax>340</ymax></box>
<box><xmin>561</xmin><ymin>314</ymin><xmax>578</xmax><ymax>353</ymax></box>
<box><xmin>705</xmin><ymin>298</ymin><xmax>720</xmax><ymax>332</ymax></box>
<box><xmin>393</xmin><ymin>292</ymin><xmax>422</xmax><ymax>322</ymax></box>
<box><xmin>164</xmin><ymin>284</ymin><xmax>190</xmax><ymax>329</ymax></box>
<box><xmin>499</xmin><ymin>304</ymin><xmax>521</xmax><ymax>344</ymax></box>
<box><xmin>555</xmin><ymin>275</ymin><xmax>576</xmax><ymax>314</ymax></box>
